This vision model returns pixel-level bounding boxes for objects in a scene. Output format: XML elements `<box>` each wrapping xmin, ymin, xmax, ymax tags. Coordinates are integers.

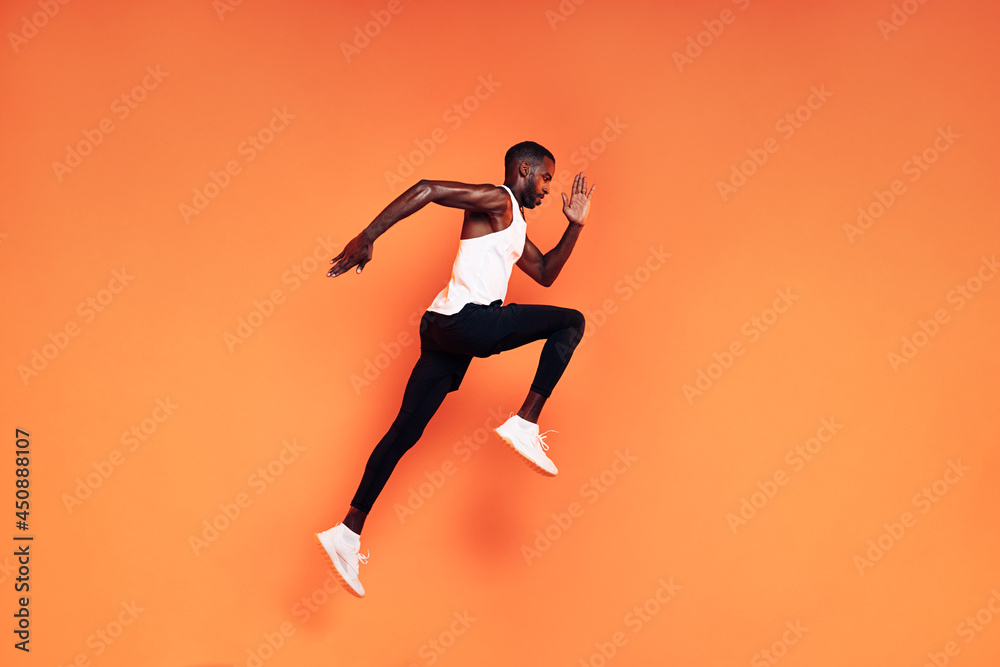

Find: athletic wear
<box><xmin>316</xmin><ymin>523</ymin><xmax>368</xmax><ymax>597</ymax></box>
<box><xmin>495</xmin><ymin>414</ymin><xmax>558</xmax><ymax>476</ymax></box>
<box><xmin>349</xmin><ymin>301</ymin><xmax>584</xmax><ymax>512</ymax></box>
<box><xmin>427</xmin><ymin>185</ymin><xmax>526</xmax><ymax>315</ymax></box>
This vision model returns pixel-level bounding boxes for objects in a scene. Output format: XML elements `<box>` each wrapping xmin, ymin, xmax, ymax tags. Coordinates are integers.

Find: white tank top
<box><xmin>427</xmin><ymin>185</ymin><xmax>526</xmax><ymax>315</ymax></box>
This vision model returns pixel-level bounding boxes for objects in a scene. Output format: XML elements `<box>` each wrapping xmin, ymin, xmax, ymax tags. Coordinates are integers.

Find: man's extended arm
<box><xmin>328</xmin><ymin>180</ymin><xmax>507</xmax><ymax>277</ymax></box>
<box><xmin>517</xmin><ymin>173</ymin><xmax>595</xmax><ymax>287</ymax></box>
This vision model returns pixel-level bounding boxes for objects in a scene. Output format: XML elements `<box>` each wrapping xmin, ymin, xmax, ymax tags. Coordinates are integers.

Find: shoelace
<box><xmin>357</xmin><ymin>550</ymin><xmax>370</xmax><ymax>566</ymax></box>
<box><xmin>535</xmin><ymin>430</ymin><xmax>558</xmax><ymax>451</ymax></box>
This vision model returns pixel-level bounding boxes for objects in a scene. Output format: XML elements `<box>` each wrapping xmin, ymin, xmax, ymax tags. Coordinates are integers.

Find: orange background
<box><xmin>2</xmin><ymin>0</ymin><xmax>999</xmax><ymax>665</ymax></box>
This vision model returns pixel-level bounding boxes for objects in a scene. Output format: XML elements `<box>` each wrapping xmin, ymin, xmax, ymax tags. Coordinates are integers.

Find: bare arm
<box><xmin>517</xmin><ymin>228</ymin><xmax>583</xmax><ymax>287</ymax></box>
<box><xmin>517</xmin><ymin>173</ymin><xmax>595</xmax><ymax>287</ymax></box>
<box><xmin>328</xmin><ymin>180</ymin><xmax>508</xmax><ymax>277</ymax></box>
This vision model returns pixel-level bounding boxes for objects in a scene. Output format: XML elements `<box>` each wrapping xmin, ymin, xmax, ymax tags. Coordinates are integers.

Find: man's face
<box><xmin>522</xmin><ymin>157</ymin><xmax>554</xmax><ymax>209</ymax></box>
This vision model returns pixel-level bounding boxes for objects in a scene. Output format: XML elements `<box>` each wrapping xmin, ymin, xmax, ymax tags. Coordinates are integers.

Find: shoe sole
<box><xmin>314</xmin><ymin>533</ymin><xmax>365</xmax><ymax>598</ymax></box>
<box><xmin>494</xmin><ymin>429</ymin><xmax>557</xmax><ymax>477</ymax></box>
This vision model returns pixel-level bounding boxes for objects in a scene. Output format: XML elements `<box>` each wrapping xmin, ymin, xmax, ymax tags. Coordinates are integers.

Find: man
<box><xmin>317</xmin><ymin>140</ymin><xmax>594</xmax><ymax>597</ymax></box>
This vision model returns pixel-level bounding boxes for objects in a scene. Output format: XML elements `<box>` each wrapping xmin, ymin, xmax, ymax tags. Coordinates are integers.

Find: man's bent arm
<box><xmin>364</xmin><ymin>180</ymin><xmax>507</xmax><ymax>242</ymax></box>
<box><xmin>516</xmin><ymin>172</ymin><xmax>594</xmax><ymax>287</ymax></box>
<box><xmin>517</xmin><ymin>223</ymin><xmax>584</xmax><ymax>287</ymax></box>
<box><xmin>329</xmin><ymin>180</ymin><xmax>508</xmax><ymax>277</ymax></box>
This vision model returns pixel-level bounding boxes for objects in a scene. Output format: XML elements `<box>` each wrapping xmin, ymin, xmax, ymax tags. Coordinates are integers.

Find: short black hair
<box><xmin>504</xmin><ymin>141</ymin><xmax>555</xmax><ymax>172</ymax></box>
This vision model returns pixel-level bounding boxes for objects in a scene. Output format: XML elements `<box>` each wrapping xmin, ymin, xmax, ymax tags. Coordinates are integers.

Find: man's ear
<box><xmin>519</xmin><ymin>161</ymin><xmax>531</xmax><ymax>177</ymax></box>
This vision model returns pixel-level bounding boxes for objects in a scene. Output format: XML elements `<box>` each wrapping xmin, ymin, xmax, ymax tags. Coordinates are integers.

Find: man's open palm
<box><xmin>562</xmin><ymin>172</ymin><xmax>595</xmax><ymax>226</ymax></box>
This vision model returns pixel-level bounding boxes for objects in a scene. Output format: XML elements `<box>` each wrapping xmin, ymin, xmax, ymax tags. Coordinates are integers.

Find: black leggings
<box><xmin>350</xmin><ymin>301</ymin><xmax>585</xmax><ymax>512</ymax></box>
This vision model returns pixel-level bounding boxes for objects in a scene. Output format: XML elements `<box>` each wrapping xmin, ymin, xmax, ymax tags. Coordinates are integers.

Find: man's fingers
<box><xmin>328</xmin><ymin>257</ymin><xmax>353</xmax><ymax>277</ymax></box>
<box><xmin>587</xmin><ymin>184</ymin><xmax>596</xmax><ymax>197</ymax></box>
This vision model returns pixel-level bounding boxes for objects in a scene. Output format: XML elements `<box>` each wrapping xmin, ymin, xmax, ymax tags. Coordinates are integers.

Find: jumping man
<box><xmin>316</xmin><ymin>141</ymin><xmax>595</xmax><ymax>597</ymax></box>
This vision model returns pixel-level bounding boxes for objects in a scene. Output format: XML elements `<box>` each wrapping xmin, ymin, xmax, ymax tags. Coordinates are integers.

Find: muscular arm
<box><xmin>328</xmin><ymin>180</ymin><xmax>508</xmax><ymax>277</ymax></box>
<box><xmin>516</xmin><ymin>172</ymin><xmax>595</xmax><ymax>287</ymax></box>
<box><xmin>517</xmin><ymin>225</ymin><xmax>584</xmax><ymax>287</ymax></box>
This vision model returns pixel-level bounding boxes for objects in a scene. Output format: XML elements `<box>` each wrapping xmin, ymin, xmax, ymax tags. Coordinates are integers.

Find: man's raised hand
<box><xmin>328</xmin><ymin>230</ymin><xmax>373</xmax><ymax>277</ymax></box>
<box><xmin>561</xmin><ymin>172</ymin><xmax>595</xmax><ymax>226</ymax></box>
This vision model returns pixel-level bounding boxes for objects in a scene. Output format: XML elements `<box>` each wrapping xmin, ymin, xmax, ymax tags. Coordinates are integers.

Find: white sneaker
<box><xmin>315</xmin><ymin>523</ymin><xmax>368</xmax><ymax>598</ymax></box>
<box><xmin>495</xmin><ymin>414</ymin><xmax>558</xmax><ymax>476</ymax></box>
